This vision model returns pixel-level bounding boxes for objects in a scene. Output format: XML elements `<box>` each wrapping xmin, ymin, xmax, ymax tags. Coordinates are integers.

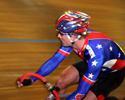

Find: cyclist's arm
<box><xmin>32</xmin><ymin>46</ymin><xmax>73</xmax><ymax>82</ymax></box>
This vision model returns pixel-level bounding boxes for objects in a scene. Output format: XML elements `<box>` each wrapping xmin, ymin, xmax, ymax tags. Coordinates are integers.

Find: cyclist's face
<box><xmin>57</xmin><ymin>33</ymin><xmax>74</xmax><ymax>46</ymax></box>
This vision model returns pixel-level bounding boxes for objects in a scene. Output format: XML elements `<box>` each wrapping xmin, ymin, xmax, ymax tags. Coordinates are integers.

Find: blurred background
<box><xmin>0</xmin><ymin>0</ymin><xmax>124</xmax><ymax>100</ymax></box>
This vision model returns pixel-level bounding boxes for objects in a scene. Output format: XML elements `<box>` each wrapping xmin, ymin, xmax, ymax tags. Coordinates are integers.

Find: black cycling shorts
<box><xmin>73</xmin><ymin>61</ymin><xmax>125</xmax><ymax>97</ymax></box>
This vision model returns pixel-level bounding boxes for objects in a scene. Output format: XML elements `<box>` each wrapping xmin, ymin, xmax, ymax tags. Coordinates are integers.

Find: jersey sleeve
<box><xmin>31</xmin><ymin>46</ymin><xmax>73</xmax><ymax>82</ymax></box>
<box><xmin>68</xmin><ymin>52</ymin><xmax>104</xmax><ymax>99</ymax></box>
<box><xmin>76</xmin><ymin>56</ymin><xmax>104</xmax><ymax>95</ymax></box>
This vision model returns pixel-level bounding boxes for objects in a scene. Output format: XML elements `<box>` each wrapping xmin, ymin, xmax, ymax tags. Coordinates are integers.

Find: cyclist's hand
<box><xmin>17</xmin><ymin>79</ymin><xmax>32</xmax><ymax>87</ymax></box>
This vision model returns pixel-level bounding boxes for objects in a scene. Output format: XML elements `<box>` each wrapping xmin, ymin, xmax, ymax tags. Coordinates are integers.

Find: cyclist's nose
<box><xmin>57</xmin><ymin>34</ymin><xmax>61</xmax><ymax>38</ymax></box>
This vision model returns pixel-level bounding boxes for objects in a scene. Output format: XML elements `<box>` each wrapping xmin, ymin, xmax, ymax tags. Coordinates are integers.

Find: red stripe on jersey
<box><xmin>82</xmin><ymin>76</ymin><xmax>95</xmax><ymax>85</ymax></box>
<box><xmin>58</xmin><ymin>49</ymin><xmax>70</xmax><ymax>56</ymax></box>
<box><xmin>112</xmin><ymin>59</ymin><xmax>125</xmax><ymax>70</ymax></box>
<box><xmin>87</xmin><ymin>32</ymin><xmax>111</xmax><ymax>40</ymax></box>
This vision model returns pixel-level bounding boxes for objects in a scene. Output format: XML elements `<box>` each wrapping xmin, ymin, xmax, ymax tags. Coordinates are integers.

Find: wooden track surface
<box><xmin>0</xmin><ymin>0</ymin><xmax>125</xmax><ymax>100</ymax></box>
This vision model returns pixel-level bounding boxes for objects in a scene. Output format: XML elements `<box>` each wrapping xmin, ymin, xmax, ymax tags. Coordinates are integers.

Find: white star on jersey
<box><xmin>88</xmin><ymin>73</ymin><xmax>94</xmax><ymax>79</ymax></box>
<box><xmin>118</xmin><ymin>53</ymin><xmax>121</xmax><ymax>58</ymax></box>
<box><xmin>92</xmin><ymin>60</ymin><xmax>98</xmax><ymax>66</ymax></box>
<box><xmin>102</xmin><ymin>68</ymin><xmax>106</xmax><ymax>71</ymax></box>
<box><xmin>109</xmin><ymin>46</ymin><xmax>113</xmax><ymax>51</ymax></box>
<box><xmin>96</xmin><ymin>44</ymin><xmax>102</xmax><ymax>49</ymax></box>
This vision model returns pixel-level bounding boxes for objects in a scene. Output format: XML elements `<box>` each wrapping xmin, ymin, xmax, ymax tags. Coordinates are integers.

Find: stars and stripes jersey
<box><xmin>73</xmin><ymin>31</ymin><xmax>125</xmax><ymax>97</ymax></box>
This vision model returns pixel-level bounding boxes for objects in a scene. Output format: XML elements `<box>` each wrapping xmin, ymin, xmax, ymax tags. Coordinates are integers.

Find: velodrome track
<box><xmin>0</xmin><ymin>0</ymin><xmax>125</xmax><ymax>100</ymax></box>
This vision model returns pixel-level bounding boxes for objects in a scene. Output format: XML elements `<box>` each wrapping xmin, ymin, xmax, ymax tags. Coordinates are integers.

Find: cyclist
<box><xmin>17</xmin><ymin>11</ymin><xmax>125</xmax><ymax>100</ymax></box>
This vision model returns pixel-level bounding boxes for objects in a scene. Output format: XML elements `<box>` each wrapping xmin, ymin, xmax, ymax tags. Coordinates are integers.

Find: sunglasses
<box><xmin>58</xmin><ymin>31</ymin><xmax>74</xmax><ymax>37</ymax></box>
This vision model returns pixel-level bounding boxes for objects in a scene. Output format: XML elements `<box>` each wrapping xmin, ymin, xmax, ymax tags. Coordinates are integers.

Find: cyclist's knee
<box><xmin>55</xmin><ymin>78</ymin><xmax>67</xmax><ymax>89</ymax></box>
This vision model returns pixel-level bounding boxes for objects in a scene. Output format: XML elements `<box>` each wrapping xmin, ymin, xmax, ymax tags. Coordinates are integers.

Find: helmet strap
<box><xmin>82</xmin><ymin>31</ymin><xmax>87</xmax><ymax>35</ymax></box>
